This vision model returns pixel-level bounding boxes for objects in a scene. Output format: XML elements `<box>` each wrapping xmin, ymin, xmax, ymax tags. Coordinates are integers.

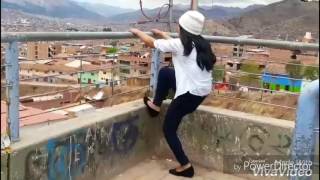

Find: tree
<box><xmin>240</xmin><ymin>63</ymin><xmax>261</xmax><ymax>74</ymax></box>
<box><xmin>285</xmin><ymin>60</ymin><xmax>303</xmax><ymax>79</ymax></box>
<box><xmin>102</xmin><ymin>27</ymin><xmax>112</xmax><ymax>32</ymax></box>
<box><xmin>239</xmin><ymin>63</ymin><xmax>262</xmax><ymax>86</ymax></box>
<box><xmin>212</xmin><ymin>65</ymin><xmax>225</xmax><ymax>82</ymax></box>
<box><xmin>303</xmin><ymin>66</ymin><xmax>319</xmax><ymax>80</ymax></box>
<box><xmin>107</xmin><ymin>47</ymin><xmax>118</xmax><ymax>54</ymax></box>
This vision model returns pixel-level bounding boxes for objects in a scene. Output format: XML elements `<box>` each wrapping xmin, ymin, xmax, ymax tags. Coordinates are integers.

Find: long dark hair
<box><xmin>179</xmin><ymin>25</ymin><xmax>216</xmax><ymax>71</ymax></box>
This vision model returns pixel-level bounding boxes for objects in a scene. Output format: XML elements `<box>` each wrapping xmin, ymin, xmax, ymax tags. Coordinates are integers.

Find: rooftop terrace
<box><xmin>0</xmin><ymin>32</ymin><xmax>319</xmax><ymax>180</ymax></box>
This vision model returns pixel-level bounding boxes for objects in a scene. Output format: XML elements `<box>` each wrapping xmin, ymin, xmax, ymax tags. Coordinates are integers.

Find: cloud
<box><xmin>73</xmin><ymin>0</ymin><xmax>282</xmax><ymax>9</ymax></box>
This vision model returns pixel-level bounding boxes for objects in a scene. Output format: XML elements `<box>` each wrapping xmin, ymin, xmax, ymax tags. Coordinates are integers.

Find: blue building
<box><xmin>262</xmin><ymin>72</ymin><xmax>302</xmax><ymax>92</ymax></box>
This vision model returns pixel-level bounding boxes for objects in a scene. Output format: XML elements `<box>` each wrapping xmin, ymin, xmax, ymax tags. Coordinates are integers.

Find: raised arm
<box><xmin>130</xmin><ymin>28</ymin><xmax>155</xmax><ymax>48</ymax></box>
<box><xmin>129</xmin><ymin>28</ymin><xmax>173</xmax><ymax>48</ymax></box>
<box><xmin>151</xmin><ymin>29</ymin><xmax>172</xmax><ymax>40</ymax></box>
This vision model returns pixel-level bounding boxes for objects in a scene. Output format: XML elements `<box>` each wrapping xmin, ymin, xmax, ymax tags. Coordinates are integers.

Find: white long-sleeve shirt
<box><xmin>154</xmin><ymin>38</ymin><xmax>212</xmax><ymax>99</ymax></box>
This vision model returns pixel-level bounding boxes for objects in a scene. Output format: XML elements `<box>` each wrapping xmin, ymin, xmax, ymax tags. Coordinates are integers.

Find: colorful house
<box><xmin>78</xmin><ymin>71</ymin><xmax>99</xmax><ymax>85</ymax></box>
<box><xmin>262</xmin><ymin>72</ymin><xmax>302</xmax><ymax>92</ymax></box>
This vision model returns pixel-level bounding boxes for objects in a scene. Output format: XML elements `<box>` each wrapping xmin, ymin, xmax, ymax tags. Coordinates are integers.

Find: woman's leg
<box><xmin>153</xmin><ymin>67</ymin><xmax>176</xmax><ymax>107</ymax></box>
<box><xmin>163</xmin><ymin>92</ymin><xmax>206</xmax><ymax>166</ymax></box>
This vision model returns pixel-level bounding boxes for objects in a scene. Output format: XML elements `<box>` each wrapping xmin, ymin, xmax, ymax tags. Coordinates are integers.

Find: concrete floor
<box><xmin>111</xmin><ymin>159</ymin><xmax>248</xmax><ymax>180</ymax></box>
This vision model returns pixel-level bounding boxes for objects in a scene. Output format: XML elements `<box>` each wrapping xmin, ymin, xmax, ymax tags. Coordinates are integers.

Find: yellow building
<box><xmin>27</xmin><ymin>42</ymin><xmax>50</xmax><ymax>60</ymax></box>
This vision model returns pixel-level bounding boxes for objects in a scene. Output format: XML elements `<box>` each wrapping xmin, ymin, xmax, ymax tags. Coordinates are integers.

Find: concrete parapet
<box><xmin>1</xmin><ymin>100</ymin><xmax>299</xmax><ymax>180</ymax></box>
<box><xmin>2</xmin><ymin>100</ymin><xmax>162</xmax><ymax>180</ymax></box>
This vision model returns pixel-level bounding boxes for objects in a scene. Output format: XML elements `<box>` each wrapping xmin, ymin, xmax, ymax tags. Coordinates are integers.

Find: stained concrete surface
<box><xmin>2</xmin><ymin>100</ymin><xmax>316</xmax><ymax>180</ymax></box>
<box><xmin>111</xmin><ymin>158</ymin><xmax>248</xmax><ymax>180</ymax></box>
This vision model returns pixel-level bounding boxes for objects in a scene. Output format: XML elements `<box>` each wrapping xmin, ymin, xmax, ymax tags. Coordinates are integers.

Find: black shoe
<box><xmin>143</xmin><ymin>96</ymin><xmax>160</xmax><ymax>117</ymax></box>
<box><xmin>169</xmin><ymin>166</ymin><xmax>194</xmax><ymax>178</ymax></box>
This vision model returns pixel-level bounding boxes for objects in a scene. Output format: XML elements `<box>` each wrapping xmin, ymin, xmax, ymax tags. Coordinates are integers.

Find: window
<box><xmin>285</xmin><ymin>85</ymin><xmax>290</xmax><ymax>91</ymax></box>
<box><xmin>59</xmin><ymin>72</ymin><xmax>62</xmax><ymax>75</ymax></box>
<box><xmin>91</xmin><ymin>73</ymin><xmax>94</xmax><ymax>76</ymax></box>
<box><xmin>120</xmin><ymin>69</ymin><xmax>130</xmax><ymax>74</ymax></box>
<box><xmin>140</xmin><ymin>70</ymin><xmax>147</xmax><ymax>75</ymax></box>
<box><xmin>103</xmin><ymin>71</ymin><xmax>106</xmax><ymax>74</ymax></box>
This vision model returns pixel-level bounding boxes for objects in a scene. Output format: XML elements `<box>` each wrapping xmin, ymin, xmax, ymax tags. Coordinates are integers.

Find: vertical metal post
<box><xmin>79</xmin><ymin>57</ymin><xmax>83</xmax><ymax>104</ymax></box>
<box><xmin>191</xmin><ymin>0</ymin><xmax>198</xmax><ymax>10</ymax></box>
<box><xmin>168</xmin><ymin>0</ymin><xmax>173</xmax><ymax>32</ymax></box>
<box><xmin>150</xmin><ymin>49</ymin><xmax>161</xmax><ymax>97</ymax></box>
<box><xmin>290</xmin><ymin>79</ymin><xmax>319</xmax><ymax>180</ymax></box>
<box><xmin>5</xmin><ymin>41</ymin><xmax>20</xmax><ymax>142</ymax></box>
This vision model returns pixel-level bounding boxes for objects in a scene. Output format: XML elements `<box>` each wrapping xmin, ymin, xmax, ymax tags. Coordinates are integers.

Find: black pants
<box><xmin>153</xmin><ymin>67</ymin><xmax>206</xmax><ymax>166</ymax></box>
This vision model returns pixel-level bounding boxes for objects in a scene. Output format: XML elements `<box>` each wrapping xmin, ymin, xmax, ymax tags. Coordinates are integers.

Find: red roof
<box><xmin>1</xmin><ymin>101</ymin><xmax>67</xmax><ymax>134</ymax></box>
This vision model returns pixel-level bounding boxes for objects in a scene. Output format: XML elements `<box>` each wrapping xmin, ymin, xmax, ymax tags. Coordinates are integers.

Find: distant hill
<box><xmin>73</xmin><ymin>1</ymin><xmax>134</xmax><ymax>18</ymax></box>
<box><xmin>106</xmin><ymin>4</ymin><xmax>264</xmax><ymax>23</ymax></box>
<box><xmin>227</xmin><ymin>0</ymin><xmax>319</xmax><ymax>40</ymax></box>
<box><xmin>1</xmin><ymin>0</ymin><xmax>106</xmax><ymax>21</ymax></box>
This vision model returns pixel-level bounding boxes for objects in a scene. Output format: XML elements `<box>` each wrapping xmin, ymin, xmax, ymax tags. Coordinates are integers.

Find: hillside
<box><xmin>106</xmin><ymin>4</ymin><xmax>264</xmax><ymax>23</ymax></box>
<box><xmin>1</xmin><ymin>0</ymin><xmax>106</xmax><ymax>21</ymax></box>
<box><xmin>227</xmin><ymin>0</ymin><xmax>319</xmax><ymax>40</ymax></box>
<box><xmin>73</xmin><ymin>1</ymin><xmax>134</xmax><ymax>18</ymax></box>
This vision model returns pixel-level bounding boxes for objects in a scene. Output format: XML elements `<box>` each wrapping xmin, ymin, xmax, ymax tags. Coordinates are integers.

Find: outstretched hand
<box><xmin>130</xmin><ymin>28</ymin><xmax>142</xmax><ymax>36</ymax></box>
<box><xmin>151</xmin><ymin>29</ymin><xmax>165</xmax><ymax>36</ymax></box>
<box><xmin>151</xmin><ymin>29</ymin><xmax>171</xmax><ymax>39</ymax></box>
<box><xmin>129</xmin><ymin>28</ymin><xmax>155</xmax><ymax>48</ymax></box>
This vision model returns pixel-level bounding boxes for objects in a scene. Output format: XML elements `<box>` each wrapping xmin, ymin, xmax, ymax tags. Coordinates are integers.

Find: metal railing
<box><xmin>1</xmin><ymin>32</ymin><xmax>319</xmax><ymax>142</ymax></box>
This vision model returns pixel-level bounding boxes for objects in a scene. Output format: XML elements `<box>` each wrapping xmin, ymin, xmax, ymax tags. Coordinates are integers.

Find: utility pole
<box><xmin>169</xmin><ymin>0</ymin><xmax>173</xmax><ymax>32</ymax></box>
<box><xmin>191</xmin><ymin>0</ymin><xmax>198</xmax><ymax>10</ymax></box>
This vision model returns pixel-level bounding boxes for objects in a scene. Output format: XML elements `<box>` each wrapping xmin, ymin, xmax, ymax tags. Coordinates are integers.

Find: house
<box><xmin>98</xmin><ymin>66</ymin><xmax>120</xmax><ymax>86</ymax></box>
<box><xmin>65</xmin><ymin>59</ymin><xmax>91</xmax><ymax>68</ymax></box>
<box><xmin>262</xmin><ymin>64</ymin><xmax>302</xmax><ymax>92</ymax></box>
<box><xmin>78</xmin><ymin>65</ymin><xmax>99</xmax><ymax>85</ymax></box>
<box><xmin>262</xmin><ymin>73</ymin><xmax>302</xmax><ymax>92</ymax></box>
<box><xmin>78</xmin><ymin>64</ymin><xmax>120</xmax><ymax>86</ymax></box>
<box><xmin>61</xmin><ymin>43</ymin><xmax>83</xmax><ymax>55</ymax></box>
<box><xmin>20</xmin><ymin>62</ymin><xmax>78</xmax><ymax>84</ymax></box>
<box><xmin>246</xmin><ymin>48</ymin><xmax>270</xmax><ymax>59</ymax></box>
<box><xmin>1</xmin><ymin>101</ymin><xmax>67</xmax><ymax>134</ymax></box>
<box><xmin>118</xmin><ymin>55</ymin><xmax>151</xmax><ymax>78</ymax></box>
<box><xmin>26</xmin><ymin>42</ymin><xmax>62</xmax><ymax>60</ymax></box>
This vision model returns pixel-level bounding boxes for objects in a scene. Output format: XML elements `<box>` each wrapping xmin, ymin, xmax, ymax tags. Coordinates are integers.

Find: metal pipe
<box><xmin>5</xmin><ymin>41</ymin><xmax>20</xmax><ymax>142</ymax></box>
<box><xmin>191</xmin><ymin>0</ymin><xmax>198</xmax><ymax>10</ymax></box>
<box><xmin>150</xmin><ymin>49</ymin><xmax>161</xmax><ymax>97</ymax></box>
<box><xmin>168</xmin><ymin>0</ymin><xmax>173</xmax><ymax>32</ymax></box>
<box><xmin>2</xmin><ymin>32</ymin><xmax>318</xmax><ymax>51</ymax></box>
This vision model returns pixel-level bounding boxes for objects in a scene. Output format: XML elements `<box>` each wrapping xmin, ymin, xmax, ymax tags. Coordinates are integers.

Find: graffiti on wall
<box><xmin>182</xmin><ymin>114</ymin><xmax>292</xmax><ymax>157</ymax></box>
<box><xmin>25</xmin><ymin>115</ymin><xmax>139</xmax><ymax>180</ymax></box>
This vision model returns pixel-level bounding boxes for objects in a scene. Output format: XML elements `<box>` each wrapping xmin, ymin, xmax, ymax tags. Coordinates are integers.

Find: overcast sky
<box><xmin>73</xmin><ymin>0</ymin><xmax>283</xmax><ymax>9</ymax></box>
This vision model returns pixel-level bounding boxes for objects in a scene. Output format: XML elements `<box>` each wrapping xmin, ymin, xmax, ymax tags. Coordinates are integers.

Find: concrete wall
<box><xmin>1</xmin><ymin>101</ymin><xmax>162</xmax><ymax>180</ymax></box>
<box><xmin>3</xmin><ymin>100</ymin><xmax>317</xmax><ymax>180</ymax></box>
<box><xmin>156</xmin><ymin>101</ymin><xmax>296</xmax><ymax>180</ymax></box>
